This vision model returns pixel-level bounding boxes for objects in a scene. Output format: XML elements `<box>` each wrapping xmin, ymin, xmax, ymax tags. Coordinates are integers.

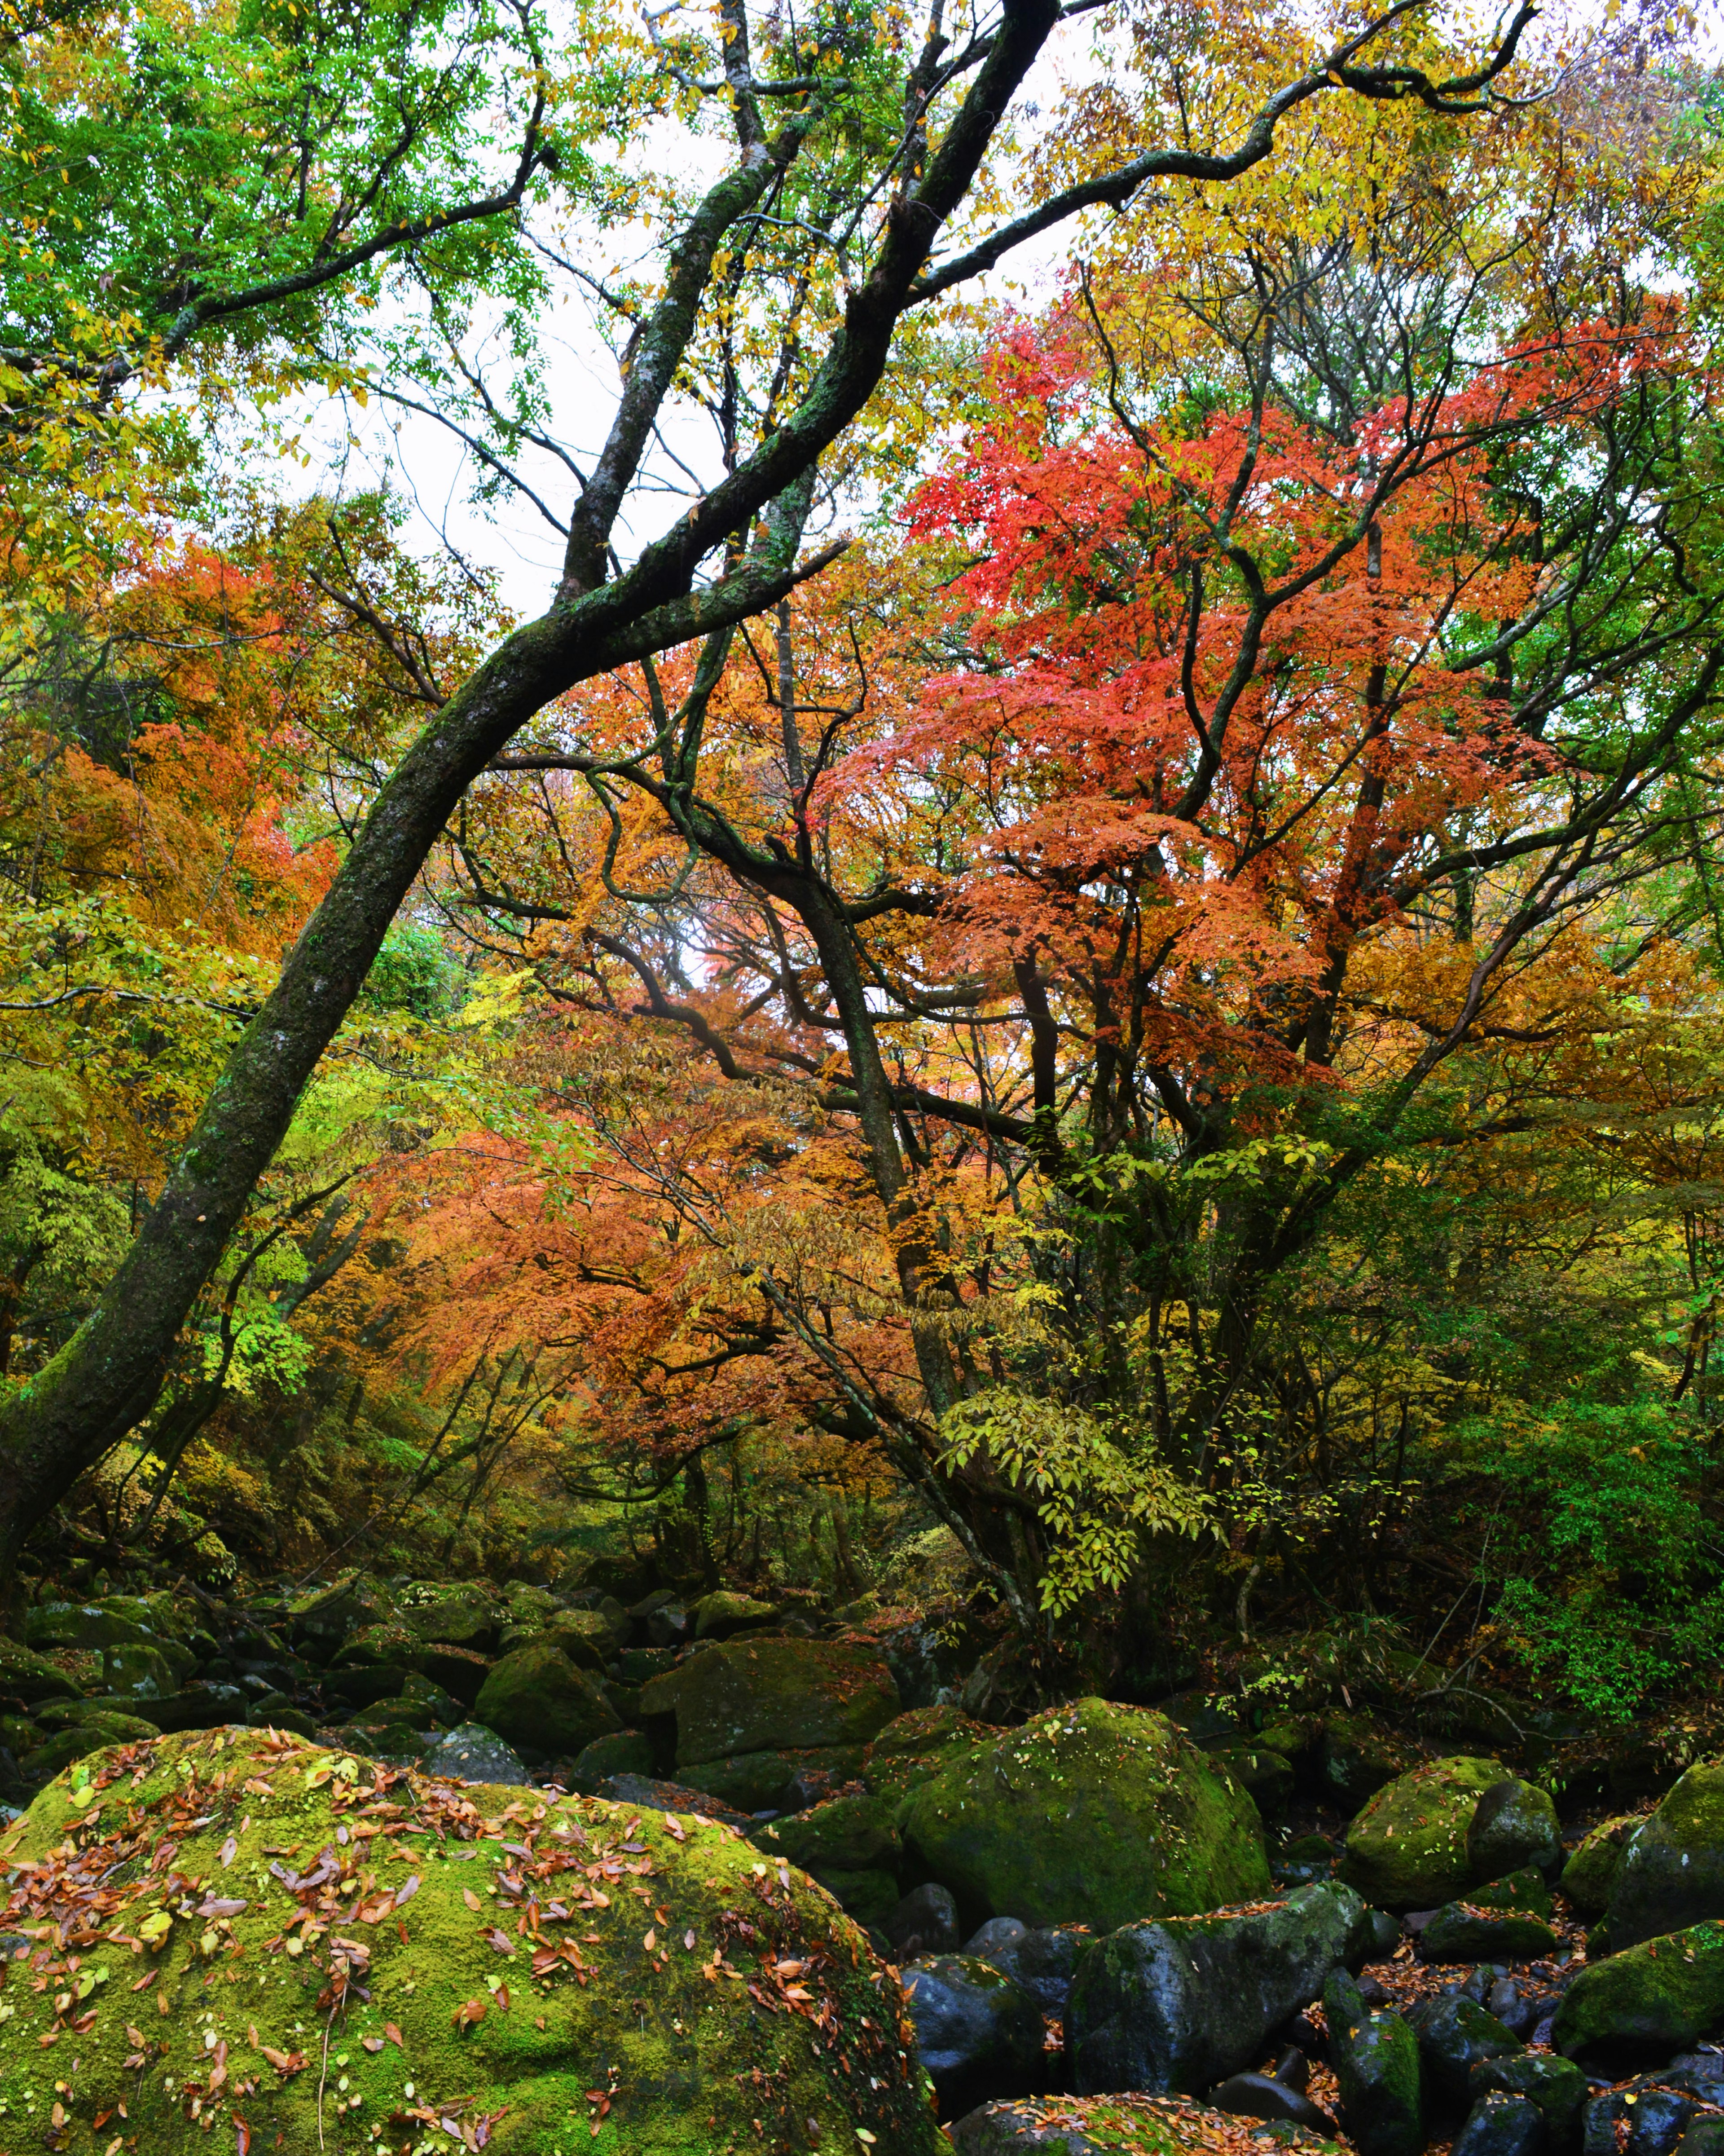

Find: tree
<box><xmin>405</xmin><ymin>35</ymin><xmax>1724</xmax><ymax>1630</ymax></box>
<box><xmin>0</xmin><ymin>0</ymin><xmax>1544</xmax><ymax>1574</ymax></box>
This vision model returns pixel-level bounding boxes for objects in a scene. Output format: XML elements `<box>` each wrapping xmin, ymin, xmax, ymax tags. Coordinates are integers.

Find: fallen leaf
<box><xmin>221</xmin><ymin>1836</ymin><xmax>237</xmax><ymax>1868</ymax></box>
<box><xmin>642</xmin><ymin>1929</ymin><xmax>656</xmax><ymax>1952</ymax></box>
<box><xmin>384</xmin><ymin>2022</ymin><xmax>404</xmax><ymax>2048</ymax></box>
<box><xmin>362</xmin><ymin>2036</ymin><xmax>384</xmax><ymax>2053</ymax></box>
<box><xmin>453</xmin><ymin>1997</ymin><xmax>488</xmax><ymax>2032</ymax></box>
<box><xmin>394</xmin><ymin>1875</ymin><xmax>421</xmax><ymax>1909</ymax></box>
<box><xmin>462</xmin><ymin>1888</ymin><xmax>482</xmax><ymax>1912</ymax></box>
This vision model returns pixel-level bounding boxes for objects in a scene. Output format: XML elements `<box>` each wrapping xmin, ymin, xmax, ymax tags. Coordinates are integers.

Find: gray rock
<box><xmin>903</xmin><ymin>1953</ymin><xmax>1046</xmax><ymax>2120</ymax></box>
<box><xmin>1453</xmin><ymin>2094</ymin><xmax>1545</xmax><ymax>2156</ymax></box>
<box><xmin>972</xmin><ymin>1923</ymin><xmax>1098</xmax><ymax>2019</ymax></box>
<box><xmin>966</xmin><ymin>1918</ymin><xmax>1030</xmax><ymax>1959</ymax></box>
<box><xmin>1208</xmin><ymin>2072</ymin><xmax>1336</xmax><ymax>2133</ymax></box>
<box><xmin>1325</xmin><ymin>1968</ymin><xmax>1424</xmax><ymax>2156</ymax></box>
<box><xmin>1676</xmin><ymin>2122</ymin><xmax>1724</xmax><ymax>2156</ymax></box>
<box><xmin>1584</xmin><ymin>2085</ymin><xmax>1694</xmax><ymax>2156</ymax></box>
<box><xmin>887</xmin><ymin>1882</ymin><xmax>962</xmax><ymax>1958</ymax></box>
<box><xmin>1469</xmin><ymin>2054</ymin><xmax>1588</xmax><ymax>2144</ymax></box>
<box><xmin>422</xmin><ymin>1720</ymin><xmax>527</xmax><ymax>1785</ymax></box>
<box><xmin>1068</xmin><ymin>1879</ymin><xmax>1372</xmax><ymax>2095</ymax></box>
<box><xmin>1407</xmin><ymin>1995</ymin><xmax>1523</xmax><ymax>2113</ymax></box>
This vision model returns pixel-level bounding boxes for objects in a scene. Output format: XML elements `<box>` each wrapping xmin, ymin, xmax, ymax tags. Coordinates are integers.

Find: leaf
<box><xmin>462</xmin><ymin>1887</ymin><xmax>482</xmax><ymax>1912</ymax></box>
<box><xmin>221</xmin><ymin>1835</ymin><xmax>237</xmax><ymax>1867</ymax></box>
<box><xmin>394</xmin><ymin>1875</ymin><xmax>421</xmax><ymax>1909</ymax></box>
<box><xmin>384</xmin><ymin>2022</ymin><xmax>404</xmax><ymax>2047</ymax></box>
<box><xmin>453</xmin><ymin>1997</ymin><xmax>488</xmax><ymax>2031</ymax></box>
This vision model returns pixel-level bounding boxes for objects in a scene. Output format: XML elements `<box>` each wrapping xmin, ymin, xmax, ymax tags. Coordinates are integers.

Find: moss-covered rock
<box><xmin>760</xmin><ymin>1788</ymin><xmax>904</xmax><ymax>1874</ymax></box>
<box><xmin>950</xmin><ymin>2093</ymin><xmax>1345</xmax><ymax>2156</ymax></box>
<box><xmin>1467</xmin><ymin>1867</ymin><xmax>1554</xmax><ymax>1920</ymax></box>
<box><xmin>1552</xmin><ymin>1920</ymin><xmax>1724</xmax><ymax>2057</ymax></box>
<box><xmin>1466</xmin><ymin>1779</ymin><xmax>1560</xmax><ymax>1883</ymax></box>
<box><xmin>691</xmin><ymin>1591</ymin><xmax>780</xmax><ymax>1641</ymax></box>
<box><xmin>1319</xmin><ymin>1715</ymin><xmax>1420</xmax><ymax>1817</ymax></box>
<box><xmin>1416</xmin><ymin>1902</ymin><xmax>1558</xmax><ymax>1962</ymax></box>
<box><xmin>1069</xmin><ymin>1881</ymin><xmax>1372</xmax><ymax>2095</ymax></box>
<box><xmin>1339</xmin><ymin>1757</ymin><xmax>1508</xmax><ymax>1909</ymax></box>
<box><xmin>1324</xmin><ymin>1968</ymin><xmax>1423</xmax><ymax>2156</ymax></box>
<box><xmin>677</xmin><ymin>1745</ymin><xmax>864</xmax><ymax>1812</ymax></box>
<box><xmin>22</xmin><ymin>1591</ymin><xmax>190</xmax><ymax>1654</ymax></box>
<box><xmin>640</xmin><ymin>1636</ymin><xmax>900</xmax><ymax>1767</ymax></box>
<box><xmin>285</xmin><ymin>1570</ymin><xmax>393</xmax><ymax>1657</ymax></box>
<box><xmin>906</xmin><ymin>1699</ymin><xmax>1269</xmax><ymax>1936</ymax></box>
<box><xmin>473</xmin><ymin>1639</ymin><xmax>620</xmax><ymax>1758</ymax></box>
<box><xmin>402</xmin><ymin>1589</ymin><xmax>500</xmax><ymax>1651</ymax></box>
<box><xmin>1405</xmin><ymin>1996</ymin><xmax>1522</xmax><ymax>2111</ymax></box>
<box><xmin>1561</xmin><ymin>1815</ymin><xmax>1642</xmax><ymax>1918</ymax></box>
<box><xmin>1210</xmin><ymin>1748</ymin><xmax>1294</xmax><ymax>1812</ymax></box>
<box><xmin>545</xmin><ymin>1609</ymin><xmax>621</xmax><ymax>1666</ymax></box>
<box><xmin>0</xmin><ymin>1634</ymin><xmax>80</xmax><ymax>1704</ymax></box>
<box><xmin>413</xmin><ymin>1640</ymin><xmax>491</xmax><ymax>1703</ymax></box>
<box><xmin>1469</xmin><ymin>2054</ymin><xmax>1588</xmax><ymax>2143</ymax></box>
<box><xmin>1598</xmin><ymin>1763</ymin><xmax>1724</xmax><ymax>1953</ymax></box>
<box><xmin>0</xmin><ymin>1724</ymin><xmax>943</xmax><ymax>2154</ymax></box>
<box><xmin>571</xmin><ymin>1729</ymin><xmax>657</xmax><ymax>1794</ymax></box>
<box><xmin>18</xmin><ymin>1707</ymin><xmax>160</xmax><ymax>1779</ymax></box>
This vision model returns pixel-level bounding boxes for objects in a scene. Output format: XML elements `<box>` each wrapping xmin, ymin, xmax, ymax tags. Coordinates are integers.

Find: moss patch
<box><xmin>1338</xmin><ymin>1757</ymin><xmax>1507</xmax><ymax>1910</ymax></box>
<box><xmin>0</xmin><ymin>1724</ymin><xmax>944</xmax><ymax>2155</ymax></box>
<box><xmin>1552</xmin><ymin>1919</ymin><xmax>1724</xmax><ymax>2058</ymax></box>
<box><xmin>1560</xmin><ymin>1816</ymin><xmax>1641</xmax><ymax>1919</ymax></box>
<box><xmin>906</xmin><ymin>1699</ymin><xmax>1270</xmax><ymax>1936</ymax></box>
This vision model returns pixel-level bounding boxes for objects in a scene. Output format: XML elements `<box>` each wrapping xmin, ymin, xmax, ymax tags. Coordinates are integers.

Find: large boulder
<box><xmin>284</xmin><ymin>1570</ymin><xmax>392</xmax><ymax>1657</ymax></box>
<box><xmin>1417</xmin><ymin>1902</ymin><xmax>1559</xmax><ymax>1962</ymax></box>
<box><xmin>906</xmin><ymin>1699</ymin><xmax>1271</xmax><ymax>1935</ymax></box>
<box><xmin>472</xmin><ymin>1638</ymin><xmax>620</xmax><ymax>1759</ymax></box>
<box><xmin>1068</xmin><ymin>1879</ymin><xmax>1372</xmax><ymax>2094</ymax></box>
<box><xmin>1598</xmin><ymin>1763</ymin><xmax>1724</xmax><ymax>1953</ymax></box>
<box><xmin>0</xmin><ymin>1723</ymin><xmax>946</xmax><ymax>2155</ymax></box>
<box><xmin>1469</xmin><ymin>2053</ymin><xmax>1589</xmax><ymax>2143</ymax></box>
<box><xmin>1340</xmin><ymin>1757</ymin><xmax>1513</xmax><ymax>1909</ymax></box>
<box><xmin>1467</xmin><ymin>1779</ymin><xmax>1560</xmax><ymax>1880</ymax></box>
<box><xmin>969</xmin><ymin>1920</ymin><xmax>1098</xmax><ymax>2018</ymax></box>
<box><xmin>640</xmin><ymin>1635</ymin><xmax>900</xmax><ymax>1765</ymax></box>
<box><xmin>903</xmin><ymin>1953</ymin><xmax>1046</xmax><ymax>2118</ymax></box>
<box><xmin>677</xmin><ymin>1743</ymin><xmax>864</xmax><ymax>1812</ymax></box>
<box><xmin>1406</xmin><ymin>1996</ymin><xmax>1523</xmax><ymax>2111</ymax></box>
<box><xmin>1553</xmin><ymin>1921</ymin><xmax>1724</xmax><ymax>2058</ymax></box>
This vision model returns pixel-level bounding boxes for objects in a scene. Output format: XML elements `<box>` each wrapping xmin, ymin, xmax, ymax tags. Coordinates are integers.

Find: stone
<box><xmin>1069</xmin><ymin>1881</ymin><xmax>1372</xmax><ymax>2095</ymax></box>
<box><xmin>422</xmin><ymin>1721</ymin><xmax>528</xmax><ymax>1784</ymax></box>
<box><xmin>1209</xmin><ymin>2075</ymin><xmax>1336</xmax><ymax>2134</ymax></box>
<box><xmin>396</xmin><ymin>1671</ymin><xmax>462</xmax><ymax>1725</ymax></box>
<box><xmin>412</xmin><ymin>1640</ymin><xmax>490</xmax><ymax>1703</ymax></box>
<box><xmin>97</xmin><ymin>1639</ymin><xmax>182</xmax><ymax>1699</ymax></box>
<box><xmin>1470</xmin><ymin>1867</ymin><xmax>1556</xmax><ymax>1920</ymax></box>
<box><xmin>1276</xmin><ymin>1834</ymin><xmax>1339</xmax><ymax>1886</ymax></box>
<box><xmin>19</xmin><ymin>1709</ymin><xmax>159</xmax><ymax>1779</ymax></box>
<box><xmin>1319</xmin><ymin>1716</ymin><xmax>1419</xmax><ymax>1816</ymax></box>
<box><xmin>401</xmin><ymin>1591</ymin><xmax>499</xmax><ymax>1651</ymax></box>
<box><xmin>1211</xmin><ymin>1748</ymin><xmax>1296</xmax><ymax>1812</ymax></box>
<box><xmin>823</xmin><ymin>1866</ymin><xmax>902</xmax><ymax>1927</ymax></box>
<box><xmin>1583</xmin><ymin>2085</ymin><xmax>1695</xmax><ymax>2156</ymax></box>
<box><xmin>902</xmin><ymin>1953</ymin><xmax>1046</xmax><ymax>2119</ymax></box>
<box><xmin>1468</xmin><ymin>1779</ymin><xmax>1562</xmax><ymax>1883</ymax></box>
<box><xmin>1598</xmin><ymin>1764</ymin><xmax>1724</xmax><ymax>1954</ymax></box>
<box><xmin>284</xmin><ymin>1571</ymin><xmax>392</xmax><ymax>1656</ymax></box>
<box><xmin>907</xmin><ymin>1698</ymin><xmax>1271</xmax><ymax>1936</ymax></box>
<box><xmin>1562</xmin><ymin>1817</ymin><xmax>1642</xmax><ymax>1918</ymax></box>
<box><xmin>0</xmin><ymin>1723</ymin><xmax>943</xmax><ymax>2154</ymax></box>
<box><xmin>1483</xmin><ymin>1980</ymin><xmax>1541</xmax><ymax>2039</ymax></box>
<box><xmin>129</xmin><ymin>1682</ymin><xmax>247</xmax><ymax>1731</ymax></box>
<box><xmin>885</xmin><ymin>1882</ymin><xmax>962</xmax><ymax>1958</ymax></box>
<box><xmin>0</xmin><ymin>1636</ymin><xmax>79</xmax><ymax>1704</ymax></box>
<box><xmin>596</xmin><ymin>1772</ymin><xmax>748</xmax><ymax>1823</ymax></box>
<box><xmin>646</xmin><ymin>1600</ymin><xmax>690</xmax><ymax>1649</ymax></box>
<box><xmin>758</xmin><ymin>1788</ymin><xmax>902</xmax><ymax>1874</ymax></box>
<box><xmin>1553</xmin><ymin>1920</ymin><xmax>1724</xmax><ymax>2058</ymax></box>
<box><xmin>691</xmin><ymin>1590</ymin><xmax>780</xmax><ymax>1640</ymax></box>
<box><xmin>544</xmin><ymin>1608</ymin><xmax>619</xmax><ymax>1666</ymax></box>
<box><xmin>571</xmin><ymin>1728</ymin><xmax>656</xmax><ymax>1793</ymax></box>
<box><xmin>640</xmin><ymin>1635</ymin><xmax>898</xmax><ymax>1768</ymax></box>
<box><xmin>1469</xmin><ymin>2052</ymin><xmax>1588</xmax><ymax>2143</ymax></box>
<box><xmin>1678</xmin><ymin>2122</ymin><xmax>1724</xmax><ymax>2156</ymax></box>
<box><xmin>1453</xmin><ymin>2093</ymin><xmax>1545</xmax><ymax>2156</ymax></box>
<box><xmin>1418</xmin><ymin>1903</ymin><xmax>1560</xmax><ymax>1962</ymax></box>
<box><xmin>616</xmin><ymin>1646</ymin><xmax>679</xmax><ymax>1685</ymax></box>
<box><xmin>1406</xmin><ymin>1996</ymin><xmax>1523</xmax><ymax>2112</ymax></box>
<box><xmin>22</xmin><ymin>1594</ymin><xmax>191</xmax><ymax>1661</ymax></box>
<box><xmin>1324</xmin><ymin>1968</ymin><xmax>1424</xmax><ymax>2156</ymax></box>
<box><xmin>471</xmin><ymin>1638</ymin><xmax>620</xmax><ymax>1758</ymax></box>
<box><xmin>1340</xmin><ymin>1757</ymin><xmax>1512</xmax><ymax>1909</ymax></box>
<box><xmin>677</xmin><ymin>1744</ymin><xmax>863</xmax><ymax>1812</ymax></box>
<box><xmin>948</xmin><ymin>2093</ymin><xmax>1344</xmax><ymax>2155</ymax></box>
<box><xmin>971</xmin><ymin>1923</ymin><xmax>1099</xmax><ymax>2018</ymax></box>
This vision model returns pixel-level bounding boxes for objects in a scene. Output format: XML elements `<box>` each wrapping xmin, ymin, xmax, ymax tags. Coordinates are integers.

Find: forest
<box><xmin>0</xmin><ymin>0</ymin><xmax>1723</xmax><ymax>2152</ymax></box>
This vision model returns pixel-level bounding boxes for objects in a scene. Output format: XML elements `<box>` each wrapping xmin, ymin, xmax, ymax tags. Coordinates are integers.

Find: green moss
<box><xmin>759</xmin><ymin>1790</ymin><xmax>904</xmax><ymax>1874</ymax></box>
<box><xmin>0</xmin><ymin>1724</ymin><xmax>944</xmax><ymax>2155</ymax></box>
<box><xmin>1599</xmin><ymin>1761</ymin><xmax>1724</xmax><ymax>1953</ymax></box>
<box><xmin>1338</xmin><ymin>1757</ymin><xmax>1507</xmax><ymax>1910</ymax></box>
<box><xmin>1416</xmin><ymin>1902</ymin><xmax>1558</xmax><ymax>1962</ymax></box>
<box><xmin>640</xmin><ymin>1638</ymin><xmax>900</xmax><ymax>1769</ymax></box>
<box><xmin>473</xmin><ymin>1639</ymin><xmax>620</xmax><ymax>1757</ymax></box>
<box><xmin>678</xmin><ymin>1747</ymin><xmax>863</xmax><ymax>1812</ymax></box>
<box><xmin>1560</xmin><ymin>1816</ymin><xmax>1640</xmax><ymax>1918</ymax></box>
<box><xmin>1324</xmin><ymin>1970</ymin><xmax>1423</xmax><ymax>2156</ymax></box>
<box><xmin>1467</xmin><ymin>1867</ymin><xmax>1553</xmax><ymax>1919</ymax></box>
<box><xmin>1552</xmin><ymin>1919</ymin><xmax>1724</xmax><ymax>2056</ymax></box>
<box><xmin>905</xmin><ymin>1698</ymin><xmax>1270</xmax><ymax>1934</ymax></box>
<box><xmin>947</xmin><ymin>2091</ymin><xmax>1342</xmax><ymax>2156</ymax></box>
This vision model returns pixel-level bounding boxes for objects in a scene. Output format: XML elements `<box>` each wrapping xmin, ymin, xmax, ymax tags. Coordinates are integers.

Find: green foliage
<box><xmin>1447</xmin><ymin>1402</ymin><xmax>1724</xmax><ymax>1719</ymax></box>
<box><xmin>359</xmin><ymin>922</ymin><xmax>464</xmax><ymax>1019</ymax></box>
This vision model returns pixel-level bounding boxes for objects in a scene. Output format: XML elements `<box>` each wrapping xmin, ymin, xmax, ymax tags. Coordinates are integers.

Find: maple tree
<box><xmin>396</xmin><ymin>29</ymin><xmax>1724</xmax><ymax>1634</ymax></box>
<box><xmin>0</xmin><ymin>0</ymin><xmax>1552</xmax><ymax>1576</ymax></box>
